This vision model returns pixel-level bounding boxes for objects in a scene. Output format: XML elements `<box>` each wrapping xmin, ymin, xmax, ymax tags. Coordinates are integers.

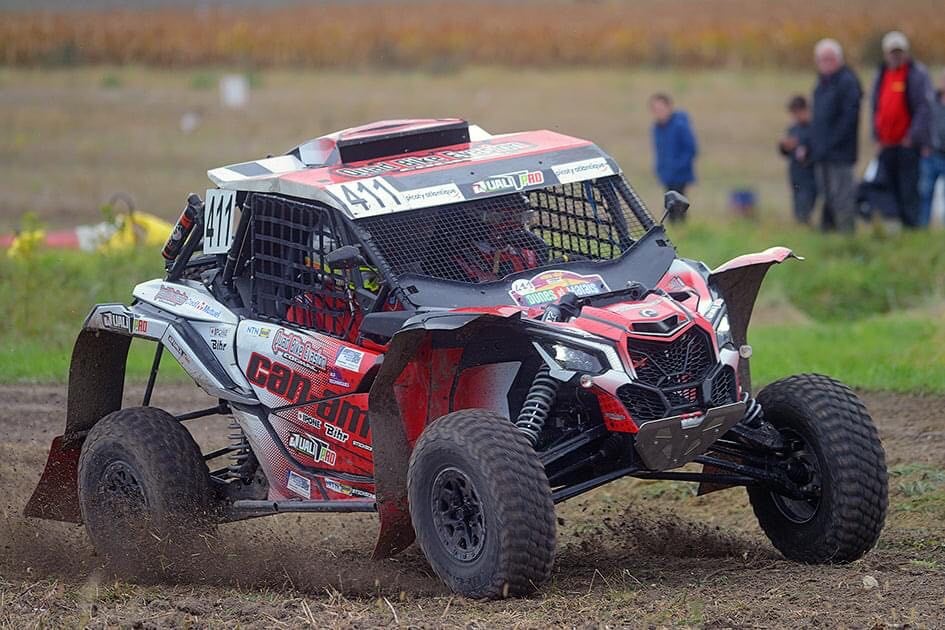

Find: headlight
<box><xmin>538</xmin><ymin>342</ymin><xmax>606</xmax><ymax>374</ymax></box>
<box><xmin>715</xmin><ymin>313</ymin><xmax>734</xmax><ymax>349</ymax></box>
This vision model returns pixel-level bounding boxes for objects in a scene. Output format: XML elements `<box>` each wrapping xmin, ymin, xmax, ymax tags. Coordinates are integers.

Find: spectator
<box><xmin>810</xmin><ymin>38</ymin><xmax>862</xmax><ymax>232</ymax></box>
<box><xmin>649</xmin><ymin>93</ymin><xmax>698</xmax><ymax>222</ymax></box>
<box><xmin>871</xmin><ymin>31</ymin><xmax>934</xmax><ymax>228</ymax></box>
<box><xmin>778</xmin><ymin>95</ymin><xmax>817</xmax><ymax>224</ymax></box>
<box><xmin>919</xmin><ymin>70</ymin><xmax>945</xmax><ymax>226</ymax></box>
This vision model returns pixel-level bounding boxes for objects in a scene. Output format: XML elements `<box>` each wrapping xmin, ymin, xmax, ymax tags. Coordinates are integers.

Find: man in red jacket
<box><xmin>871</xmin><ymin>31</ymin><xmax>934</xmax><ymax>228</ymax></box>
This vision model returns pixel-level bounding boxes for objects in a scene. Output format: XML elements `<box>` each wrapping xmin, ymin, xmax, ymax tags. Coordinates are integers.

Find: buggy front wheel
<box><xmin>407</xmin><ymin>409</ymin><xmax>556</xmax><ymax>598</ymax></box>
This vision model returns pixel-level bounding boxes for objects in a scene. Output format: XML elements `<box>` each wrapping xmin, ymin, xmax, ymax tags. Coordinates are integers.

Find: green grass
<box><xmin>750</xmin><ymin>314</ymin><xmax>945</xmax><ymax>393</ymax></box>
<box><xmin>1</xmin><ymin>222</ymin><xmax>943</xmax><ymax>390</ymax></box>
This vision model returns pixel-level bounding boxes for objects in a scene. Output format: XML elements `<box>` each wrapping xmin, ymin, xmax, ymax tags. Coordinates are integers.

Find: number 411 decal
<box><xmin>326</xmin><ymin>177</ymin><xmax>404</xmax><ymax>217</ymax></box>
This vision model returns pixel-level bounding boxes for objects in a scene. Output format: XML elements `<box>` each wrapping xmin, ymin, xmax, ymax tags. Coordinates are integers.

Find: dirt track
<box><xmin>2</xmin><ymin>384</ymin><xmax>944</xmax><ymax>628</ymax></box>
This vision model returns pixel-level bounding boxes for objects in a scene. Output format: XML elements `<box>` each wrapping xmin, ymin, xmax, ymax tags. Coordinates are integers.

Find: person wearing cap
<box><xmin>810</xmin><ymin>38</ymin><xmax>862</xmax><ymax>232</ymax></box>
<box><xmin>871</xmin><ymin>30</ymin><xmax>934</xmax><ymax>228</ymax></box>
<box><xmin>919</xmin><ymin>69</ymin><xmax>945</xmax><ymax>227</ymax></box>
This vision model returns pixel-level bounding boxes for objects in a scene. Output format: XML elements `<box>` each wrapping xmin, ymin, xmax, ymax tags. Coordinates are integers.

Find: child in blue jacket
<box><xmin>650</xmin><ymin>93</ymin><xmax>698</xmax><ymax>222</ymax></box>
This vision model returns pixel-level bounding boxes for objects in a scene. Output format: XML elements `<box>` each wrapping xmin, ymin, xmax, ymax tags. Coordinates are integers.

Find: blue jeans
<box><xmin>919</xmin><ymin>152</ymin><xmax>945</xmax><ymax>227</ymax></box>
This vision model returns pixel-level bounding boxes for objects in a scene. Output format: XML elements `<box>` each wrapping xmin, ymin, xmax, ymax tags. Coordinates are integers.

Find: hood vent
<box><xmin>631</xmin><ymin>315</ymin><xmax>684</xmax><ymax>335</ymax></box>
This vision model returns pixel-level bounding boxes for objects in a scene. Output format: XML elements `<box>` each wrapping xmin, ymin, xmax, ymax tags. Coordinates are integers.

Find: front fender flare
<box><xmin>710</xmin><ymin>246</ymin><xmax>801</xmax><ymax>394</ymax></box>
<box><xmin>23</xmin><ymin>327</ymin><xmax>131</xmax><ymax>522</ymax></box>
<box><xmin>368</xmin><ymin>311</ymin><xmax>521</xmax><ymax>559</ymax></box>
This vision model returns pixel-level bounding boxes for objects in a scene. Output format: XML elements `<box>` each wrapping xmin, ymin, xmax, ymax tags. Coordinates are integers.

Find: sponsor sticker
<box><xmin>551</xmin><ymin>158</ymin><xmax>615</xmax><ymax>184</ymax></box>
<box><xmin>101</xmin><ymin>311</ymin><xmax>132</xmax><ymax>332</ymax></box>
<box><xmin>155</xmin><ymin>284</ymin><xmax>188</xmax><ymax>306</ymax></box>
<box><xmin>508</xmin><ymin>269</ymin><xmax>609</xmax><ymax>307</ymax></box>
<box><xmin>135</xmin><ymin>319</ymin><xmax>148</xmax><ymax>334</ymax></box>
<box><xmin>272</xmin><ymin>328</ymin><xmax>328</xmax><ymax>371</ymax></box>
<box><xmin>335</xmin><ymin>346</ymin><xmax>364</xmax><ymax>372</ymax></box>
<box><xmin>288</xmin><ymin>432</ymin><xmax>337</xmax><ymax>466</ymax></box>
<box><xmin>325</xmin><ymin>423</ymin><xmax>349</xmax><ymax>444</ymax></box>
<box><xmin>352</xmin><ymin>439</ymin><xmax>373</xmax><ymax>452</ymax></box>
<box><xmin>471</xmin><ymin>170</ymin><xmax>544</xmax><ymax>195</ymax></box>
<box><xmin>323</xmin><ymin>477</ymin><xmax>375</xmax><ymax>500</ymax></box>
<box><xmin>328</xmin><ymin>368</ymin><xmax>351</xmax><ymax>388</ymax></box>
<box><xmin>287</xmin><ymin>470</ymin><xmax>312</xmax><ymax>499</ymax></box>
<box><xmin>333</xmin><ymin>141</ymin><xmax>532</xmax><ymax>179</ymax></box>
<box><xmin>297</xmin><ymin>410</ymin><xmax>322</xmax><ymax>429</ymax></box>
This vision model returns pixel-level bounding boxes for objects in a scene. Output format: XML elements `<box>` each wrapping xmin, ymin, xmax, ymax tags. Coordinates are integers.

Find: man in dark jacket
<box><xmin>649</xmin><ymin>93</ymin><xmax>698</xmax><ymax>222</ymax></box>
<box><xmin>810</xmin><ymin>38</ymin><xmax>862</xmax><ymax>232</ymax></box>
<box><xmin>872</xmin><ymin>31</ymin><xmax>934</xmax><ymax>228</ymax></box>
<box><xmin>919</xmin><ymin>69</ymin><xmax>945</xmax><ymax>226</ymax></box>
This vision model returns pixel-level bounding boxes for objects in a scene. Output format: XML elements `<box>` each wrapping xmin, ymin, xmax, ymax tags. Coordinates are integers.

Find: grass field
<box><xmin>0</xmin><ymin>65</ymin><xmax>863</xmax><ymax>230</ymax></box>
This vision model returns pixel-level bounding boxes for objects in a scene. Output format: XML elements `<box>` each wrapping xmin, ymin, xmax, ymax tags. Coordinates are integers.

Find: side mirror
<box><xmin>661</xmin><ymin>190</ymin><xmax>690</xmax><ymax>223</ymax></box>
<box><xmin>325</xmin><ymin>245</ymin><xmax>364</xmax><ymax>270</ymax></box>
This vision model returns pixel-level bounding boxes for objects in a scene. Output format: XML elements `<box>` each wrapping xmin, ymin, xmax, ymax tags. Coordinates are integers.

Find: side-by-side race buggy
<box><xmin>26</xmin><ymin>119</ymin><xmax>888</xmax><ymax>598</ymax></box>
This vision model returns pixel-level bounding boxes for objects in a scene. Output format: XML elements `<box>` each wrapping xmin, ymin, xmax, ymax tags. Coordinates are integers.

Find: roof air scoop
<box><xmin>336</xmin><ymin>118</ymin><xmax>470</xmax><ymax>164</ymax></box>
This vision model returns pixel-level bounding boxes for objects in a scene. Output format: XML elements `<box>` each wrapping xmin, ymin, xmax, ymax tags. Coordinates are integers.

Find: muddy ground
<box><xmin>1</xmin><ymin>384</ymin><xmax>944</xmax><ymax>628</ymax></box>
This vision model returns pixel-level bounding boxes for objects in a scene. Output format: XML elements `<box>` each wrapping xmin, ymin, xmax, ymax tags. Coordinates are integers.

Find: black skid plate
<box><xmin>634</xmin><ymin>401</ymin><xmax>746</xmax><ymax>470</ymax></box>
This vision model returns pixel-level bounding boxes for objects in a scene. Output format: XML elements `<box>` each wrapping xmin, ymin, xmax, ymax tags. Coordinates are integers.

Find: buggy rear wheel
<box><xmin>747</xmin><ymin>374</ymin><xmax>887</xmax><ymax>563</ymax></box>
<box><xmin>78</xmin><ymin>406</ymin><xmax>214</xmax><ymax>575</ymax></box>
<box><xmin>407</xmin><ymin>409</ymin><xmax>556</xmax><ymax>598</ymax></box>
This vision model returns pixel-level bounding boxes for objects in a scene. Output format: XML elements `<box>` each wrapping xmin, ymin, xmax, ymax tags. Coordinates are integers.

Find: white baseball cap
<box><xmin>882</xmin><ymin>31</ymin><xmax>910</xmax><ymax>54</ymax></box>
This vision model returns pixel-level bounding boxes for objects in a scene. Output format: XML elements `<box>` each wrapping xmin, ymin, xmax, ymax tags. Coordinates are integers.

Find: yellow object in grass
<box><xmin>7</xmin><ymin>228</ymin><xmax>45</xmax><ymax>260</ymax></box>
<box><xmin>98</xmin><ymin>211</ymin><xmax>173</xmax><ymax>253</ymax></box>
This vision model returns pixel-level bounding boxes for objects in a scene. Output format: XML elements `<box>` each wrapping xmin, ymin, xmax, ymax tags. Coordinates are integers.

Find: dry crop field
<box><xmin>3</xmin><ymin>0</ymin><xmax>945</xmax><ymax>69</ymax></box>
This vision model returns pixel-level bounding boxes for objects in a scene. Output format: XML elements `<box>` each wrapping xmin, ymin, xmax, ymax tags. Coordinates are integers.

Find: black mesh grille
<box><xmin>248</xmin><ymin>193</ymin><xmax>352</xmax><ymax>337</ymax></box>
<box><xmin>627</xmin><ymin>327</ymin><xmax>714</xmax><ymax>388</ymax></box>
<box><xmin>616</xmin><ymin>384</ymin><xmax>667</xmax><ymax>424</ymax></box>
<box><xmin>356</xmin><ymin>176</ymin><xmax>653</xmax><ymax>284</ymax></box>
<box><xmin>711</xmin><ymin>365</ymin><xmax>738</xmax><ymax>406</ymax></box>
<box><xmin>618</xmin><ymin>327</ymin><xmax>727</xmax><ymax>424</ymax></box>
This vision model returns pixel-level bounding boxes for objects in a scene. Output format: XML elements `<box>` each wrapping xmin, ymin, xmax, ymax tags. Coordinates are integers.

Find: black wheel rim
<box><xmin>99</xmin><ymin>460</ymin><xmax>148</xmax><ymax>519</ymax></box>
<box><xmin>771</xmin><ymin>429</ymin><xmax>822</xmax><ymax>524</ymax></box>
<box><xmin>430</xmin><ymin>467</ymin><xmax>486</xmax><ymax>562</ymax></box>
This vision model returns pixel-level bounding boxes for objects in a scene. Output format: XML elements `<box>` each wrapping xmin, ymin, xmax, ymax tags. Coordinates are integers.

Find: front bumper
<box><xmin>633</xmin><ymin>401</ymin><xmax>746</xmax><ymax>470</ymax></box>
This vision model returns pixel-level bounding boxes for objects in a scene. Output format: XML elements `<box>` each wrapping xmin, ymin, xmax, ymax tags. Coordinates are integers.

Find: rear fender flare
<box><xmin>368</xmin><ymin>310</ymin><xmax>524</xmax><ymax>559</ymax></box>
<box><xmin>709</xmin><ymin>246</ymin><xmax>801</xmax><ymax>394</ymax></box>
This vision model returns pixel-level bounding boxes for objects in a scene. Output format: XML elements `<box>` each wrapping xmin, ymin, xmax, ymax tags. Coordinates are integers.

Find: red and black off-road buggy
<box><xmin>26</xmin><ymin>119</ymin><xmax>887</xmax><ymax>598</ymax></box>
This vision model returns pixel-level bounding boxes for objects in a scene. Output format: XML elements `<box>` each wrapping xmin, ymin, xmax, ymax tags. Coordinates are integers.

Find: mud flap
<box><xmin>23</xmin><ymin>328</ymin><xmax>131</xmax><ymax>522</ymax></box>
<box><xmin>369</xmin><ymin>328</ymin><xmax>425</xmax><ymax>559</ymax></box>
<box><xmin>710</xmin><ymin>247</ymin><xmax>799</xmax><ymax>395</ymax></box>
<box><xmin>369</xmin><ymin>311</ymin><xmax>521</xmax><ymax>559</ymax></box>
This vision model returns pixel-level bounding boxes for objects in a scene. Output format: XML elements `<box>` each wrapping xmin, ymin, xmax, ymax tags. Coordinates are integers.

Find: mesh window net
<box><xmin>356</xmin><ymin>175</ymin><xmax>655</xmax><ymax>284</ymax></box>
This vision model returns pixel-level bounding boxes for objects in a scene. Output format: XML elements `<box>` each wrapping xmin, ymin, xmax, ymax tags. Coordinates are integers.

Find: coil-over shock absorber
<box><xmin>515</xmin><ymin>365</ymin><xmax>560</xmax><ymax>446</ymax></box>
<box><xmin>227</xmin><ymin>418</ymin><xmax>253</xmax><ymax>480</ymax></box>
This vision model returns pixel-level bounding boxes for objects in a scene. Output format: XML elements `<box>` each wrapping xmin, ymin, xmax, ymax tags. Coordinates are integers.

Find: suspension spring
<box><xmin>515</xmin><ymin>365</ymin><xmax>560</xmax><ymax>446</ymax></box>
<box><xmin>227</xmin><ymin>419</ymin><xmax>252</xmax><ymax>480</ymax></box>
<box><xmin>742</xmin><ymin>393</ymin><xmax>763</xmax><ymax>426</ymax></box>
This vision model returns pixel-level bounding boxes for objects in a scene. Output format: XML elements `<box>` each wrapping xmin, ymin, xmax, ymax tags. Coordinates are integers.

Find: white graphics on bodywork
<box><xmin>551</xmin><ymin>158</ymin><xmax>615</xmax><ymax>184</ymax></box>
<box><xmin>287</xmin><ymin>432</ymin><xmax>337</xmax><ymax>465</ymax></box>
<box><xmin>134</xmin><ymin>279</ymin><xmax>238</xmax><ymax>324</ymax></box>
<box><xmin>286</xmin><ymin>470</ymin><xmax>312</xmax><ymax>499</ymax></box>
<box><xmin>326</xmin><ymin>177</ymin><xmax>463</xmax><ymax>218</ymax></box>
<box><xmin>202</xmin><ymin>188</ymin><xmax>238</xmax><ymax>255</ymax></box>
<box><xmin>207</xmin><ymin>154</ymin><xmax>306</xmax><ymax>185</ymax></box>
<box><xmin>190</xmin><ymin>320</ymin><xmax>250</xmax><ymax>390</ymax></box>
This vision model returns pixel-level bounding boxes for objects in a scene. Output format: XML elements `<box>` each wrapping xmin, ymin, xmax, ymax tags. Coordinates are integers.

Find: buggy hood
<box><xmin>207</xmin><ymin>119</ymin><xmax>620</xmax><ymax>218</ymax></box>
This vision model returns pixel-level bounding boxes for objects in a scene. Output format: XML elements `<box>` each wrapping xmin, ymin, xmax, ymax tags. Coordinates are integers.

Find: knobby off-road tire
<box><xmin>748</xmin><ymin>374</ymin><xmax>887</xmax><ymax>563</ymax></box>
<box><xmin>78</xmin><ymin>406</ymin><xmax>214</xmax><ymax>575</ymax></box>
<box><xmin>407</xmin><ymin>409</ymin><xmax>556</xmax><ymax>598</ymax></box>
